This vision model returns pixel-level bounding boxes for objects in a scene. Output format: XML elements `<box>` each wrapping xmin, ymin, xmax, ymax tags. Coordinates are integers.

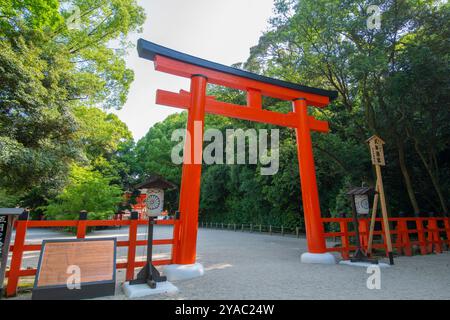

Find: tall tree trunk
<box><xmin>413</xmin><ymin>141</ymin><xmax>448</xmax><ymax>214</ymax></box>
<box><xmin>397</xmin><ymin>140</ymin><xmax>420</xmax><ymax>215</ymax></box>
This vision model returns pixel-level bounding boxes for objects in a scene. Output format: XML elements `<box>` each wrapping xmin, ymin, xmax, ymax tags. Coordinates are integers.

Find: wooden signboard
<box><xmin>366</xmin><ymin>135</ymin><xmax>394</xmax><ymax>265</ymax></box>
<box><xmin>32</xmin><ymin>238</ymin><xmax>116</xmax><ymax>300</ymax></box>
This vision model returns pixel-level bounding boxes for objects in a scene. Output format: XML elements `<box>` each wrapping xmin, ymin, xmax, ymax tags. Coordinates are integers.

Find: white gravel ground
<box><xmin>7</xmin><ymin>226</ymin><xmax>450</xmax><ymax>300</ymax></box>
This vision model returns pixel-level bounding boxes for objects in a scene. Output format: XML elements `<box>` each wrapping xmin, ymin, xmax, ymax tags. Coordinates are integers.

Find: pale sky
<box><xmin>113</xmin><ymin>0</ymin><xmax>275</xmax><ymax>141</ymax></box>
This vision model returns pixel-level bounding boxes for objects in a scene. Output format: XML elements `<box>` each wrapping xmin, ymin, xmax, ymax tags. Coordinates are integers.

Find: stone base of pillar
<box><xmin>301</xmin><ymin>252</ymin><xmax>336</xmax><ymax>264</ymax></box>
<box><xmin>122</xmin><ymin>281</ymin><xmax>178</xmax><ymax>298</ymax></box>
<box><xmin>339</xmin><ymin>260</ymin><xmax>390</xmax><ymax>268</ymax></box>
<box><xmin>163</xmin><ymin>263</ymin><xmax>204</xmax><ymax>281</ymax></box>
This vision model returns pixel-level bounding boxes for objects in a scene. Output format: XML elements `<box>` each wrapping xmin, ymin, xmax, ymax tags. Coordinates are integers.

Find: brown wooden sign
<box><xmin>32</xmin><ymin>238</ymin><xmax>116</xmax><ymax>300</ymax></box>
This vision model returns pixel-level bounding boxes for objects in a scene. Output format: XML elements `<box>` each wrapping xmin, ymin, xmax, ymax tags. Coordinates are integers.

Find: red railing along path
<box><xmin>5</xmin><ymin>212</ymin><xmax>178</xmax><ymax>297</ymax></box>
<box><xmin>322</xmin><ymin>216</ymin><xmax>450</xmax><ymax>259</ymax></box>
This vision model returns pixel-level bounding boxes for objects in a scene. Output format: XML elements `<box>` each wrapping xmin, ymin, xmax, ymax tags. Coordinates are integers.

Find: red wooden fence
<box><xmin>4</xmin><ymin>216</ymin><xmax>178</xmax><ymax>297</ymax></box>
<box><xmin>5</xmin><ymin>214</ymin><xmax>449</xmax><ymax>297</ymax></box>
<box><xmin>322</xmin><ymin>216</ymin><xmax>450</xmax><ymax>260</ymax></box>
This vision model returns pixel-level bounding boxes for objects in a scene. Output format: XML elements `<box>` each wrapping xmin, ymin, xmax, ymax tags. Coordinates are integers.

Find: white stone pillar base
<box><xmin>301</xmin><ymin>252</ymin><xmax>336</xmax><ymax>264</ymax></box>
<box><xmin>123</xmin><ymin>281</ymin><xmax>178</xmax><ymax>298</ymax></box>
<box><xmin>163</xmin><ymin>263</ymin><xmax>204</xmax><ymax>281</ymax></box>
<box><xmin>339</xmin><ymin>260</ymin><xmax>390</xmax><ymax>268</ymax></box>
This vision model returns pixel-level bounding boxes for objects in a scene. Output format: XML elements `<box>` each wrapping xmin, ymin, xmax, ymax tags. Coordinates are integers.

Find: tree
<box><xmin>73</xmin><ymin>105</ymin><xmax>138</xmax><ymax>188</ymax></box>
<box><xmin>134</xmin><ymin>0</ymin><xmax>449</xmax><ymax>228</ymax></box>
<box><xmin>245</xmin><ymin>0</ymin><xmax>449</xmax><ymax>214</ymax></box>
<box><xmin>0</xmin><ymin>0</ymin><xmax>145</xmax><ymax>198</ymax></box>
<box><xmin>44</xmin><ymin>164</ymin><xmax>123</xmax><ymax>220</ymax></box>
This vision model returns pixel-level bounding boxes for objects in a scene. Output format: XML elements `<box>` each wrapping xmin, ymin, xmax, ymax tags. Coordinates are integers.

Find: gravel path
<box><xmin>8</xmin><ymin>226</ymin><xmax>450</xmax><ymax>300</ymax></box>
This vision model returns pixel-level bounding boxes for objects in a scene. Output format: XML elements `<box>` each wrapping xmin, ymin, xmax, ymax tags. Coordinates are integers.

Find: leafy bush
<box><xmin>44</xmin><ymin>165</ymin><xmax>123</xmax><ymax>220</ymax></box>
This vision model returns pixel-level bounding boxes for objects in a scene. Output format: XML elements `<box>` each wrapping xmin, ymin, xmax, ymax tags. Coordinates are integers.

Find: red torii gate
<box><xmin>137</xmin><ymin>39</ymin><xmax>338</xmax><ymax>267</ymax></box>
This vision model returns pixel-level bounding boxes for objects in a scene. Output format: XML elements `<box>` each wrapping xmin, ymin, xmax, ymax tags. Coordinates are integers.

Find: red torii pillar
<box><xmin>137</xmin><ymin>39</ymin><xmax>338</xmax><ymax>273</ymax></box>
<box><xmin>174</xmin><ymin>75</ymin><xmax>207</xmax><ymax>264</ymax></box>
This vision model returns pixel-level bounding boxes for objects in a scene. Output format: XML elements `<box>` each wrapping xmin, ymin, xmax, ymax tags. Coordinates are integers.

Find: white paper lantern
<box><xmin>354</xmin><ymin>194</ymin><xmax>370</xmax><ymax>215</ymax></box>
<box><xmin>145</xmin><ymin>188</ymin><xmax>164</xmax><ymax>217</ymax></box>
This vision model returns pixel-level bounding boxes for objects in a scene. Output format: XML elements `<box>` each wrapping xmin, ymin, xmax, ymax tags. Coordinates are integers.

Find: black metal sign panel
<box><xmin>0</xmin><ymin>215</ymin><xmax>8</xmax><ymax>260</ymax></box>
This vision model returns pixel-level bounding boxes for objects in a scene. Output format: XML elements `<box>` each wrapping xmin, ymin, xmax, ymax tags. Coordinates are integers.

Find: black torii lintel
<box><xmin>137</xmin><ymin>39</ymin><xmax>338</xmax><ymax>101</ymax></box>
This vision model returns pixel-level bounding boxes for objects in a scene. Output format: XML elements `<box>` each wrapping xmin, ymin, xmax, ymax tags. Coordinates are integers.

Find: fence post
<box><xmin>427</xmin><ymin>216</ymin><xmax>441</xmax><ymax>253</ymax></box>
<box><xmin>415</xmin><ymin>217</ymin><xmax>428</xmax><ymax>255</ymax></box>
<box><xmin>444</xmin><ymin>216</ymin><xmax>450</xmax><ymax>248</ymax></box>
<box><xmin>241</xmin><ymin>224</ymin><xmax>244</xmax><ymax>231</ymax></box>
<box><xmin>397</xmin><ymin>218</ymin><xmax>412</xmax><ymax>256</ymax></box>
<box><xmin>259</xmin><ymin>224</ymin><xmax>262</xmax><ymax>233</ymax></box>
<box><xmin>126</xmin><ymin>211</ymin><xmax>139</xmax><ymax>281</ymax></box>
<box><xmin>296</xmin><ymin>227</ymin><xmax>299</xmax><ymax>238</ymax></box>
<box><xmin>6</xmin><ymin>210</ymin><xmax>29</xmax><ymax>297</ymax></box>
<box><xmin>250</xmin><ymin>224</ymin><xmax>253</xmax><ymax>233</ymax></box>
<box><xmin>76</xmin><ymin>210</ymin><xmax>88</xmax><ymax>239</ymax></box>
<box><xmin>221</xmin><ymin>223</ymin><xmax>224</xmax><ymax>229</ymax></box>
<box><xmin>339</xmin><ymin>219</ymin><xmax>350</xmax><ymax>260</ymax></box>
<box><xmin>359</xmin><ymin>218</ymin><xmax>369</xmax><ymax>251</ymax></box>
<box><xmin>379</xmin><ymin>216</ymin><xmax>389</xmax><ymax>258</ymax></box>
<box><xmin>281</xmin><ymin>226</ymin><xmax>284</xmax><ymax>236</ymax></box>
<box><xmin>269</xmin><ymin>225</ymin><xmax>272</xmax><ymax>235</ymax></box>
<box><xmin>234</xmin><ymin>223</ymin><xmax>236</xmax><ymax>231</ymax></box>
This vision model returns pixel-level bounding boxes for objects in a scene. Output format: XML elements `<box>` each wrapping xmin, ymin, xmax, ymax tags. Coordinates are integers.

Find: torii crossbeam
<box><xmin>137</xmin><ymin>39</ymin><xmax>338</xmax><ymax>267</ymax></box>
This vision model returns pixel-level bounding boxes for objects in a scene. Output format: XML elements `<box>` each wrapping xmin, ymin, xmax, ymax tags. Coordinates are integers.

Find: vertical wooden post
<box><xmin>171</xmin><ymin>213</ymin><xmax>180</xmax><ymax>262</ymax></box>
<box><xmin>246</xmin><ymin>88</ymin><xmax>262</xmax><ymax>109</ymax></box>
<box><xmin>339</xmin><ymin>220</ymin><xmax>350</xmax><ymax>260</ymax></box>
<box><xmin>359</xmin><ymin>218</ymin><xmax>369</xmax><ymax>251</ymax></box>
<box><xmin>293</xmin><ymin>98</ymin><xmax>327</xmax><ymax>254</ymax></box>
<box><xmin>375</xmin><ymin>165</ymin><xmax>394</xmax><ymax>264</ymax></box>
<box><xmin>416</xmin><ymin>217</ymin><xmax>428</xmax><ymax>255</ymax></box>
<box><xmin>444</xmin><ymin>217</ymin><xmax>450</xmax><ymax>248</ymax></box>
<box><xmin>76</xmin><ymin>210</ymin><xmax>88</xmax><ymax>239</ymax></box>
<box><xmin>427</xmin><ymin>218</ymin><xmax>441</xmax><ymax>253</ymax></box>
<box><xmin>126</xmin><ymin>212</ymin><xmax>139</xmax><ymax>281</ymax></box>
<box><xmin>367</xmin><ymin>190</ymin><xmax>379</xmax><ymax>255</ymax></box>
<box><xmin>174</xmin><ymin>75</ymin><xmax>207</xmax><ymax>265</ymax></box>
<box><xmin>6</xmin><ymin>211</ymin><xmax>29</xmax><ymax>297</ymax></box>
<box><xmin>397</xmin><ymin>219</ymin><xmax>412</xmax><ymax>256</ymax></box>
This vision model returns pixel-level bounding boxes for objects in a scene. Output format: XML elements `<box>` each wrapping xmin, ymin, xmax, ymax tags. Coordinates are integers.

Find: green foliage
<box><xmin>245</xmin><ymin>0</ymin><xmax>450</xmax><ymax>215</ymax></box>
<box><xmin>44</xmin><ymin>165</ymin><xmax>123</xmax><ymax>220</ymax></box>
<box><xmin>134</xmin><ymin>0</ymin><xmax>449</xmax><ymax>229</ymax></box>
<box><xmin>0</xmin><ymin>0</ymin><xmax>145</xmax><ymax>193</ymax></box>
<box><xmin>0</xmin><ymin>0</ymin><xmax>145</xmax><ymax>210</ymax></box>
<box><xmin>2</xmin><ymin>0</ymin><xmax>449</xmax><ymax>228</ymax></box>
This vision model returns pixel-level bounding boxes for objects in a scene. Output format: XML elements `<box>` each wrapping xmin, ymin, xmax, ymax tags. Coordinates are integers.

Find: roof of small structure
<box><xmin>134</xmin><ymin>175</ymin><xmax>177</xmax><ymax>190</ymax></box>
<box><xmin>346</xmin><ymin>186</ymin><xmax>375</xmax><ymax>196</ymax></box>
<box><xmin>366</xmin><ymin>135</ymin><xmax>385</xmax><ymax>144</ymax></box>
<box><xmin>137</xmin><ymin>39</ymin><xmax>338</xmax><ymax>101</ymax></box>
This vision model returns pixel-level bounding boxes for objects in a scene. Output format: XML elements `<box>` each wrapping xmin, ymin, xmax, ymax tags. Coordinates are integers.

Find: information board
<box><xmin>32</xmin><ymin>238</ymin><xmax>116</xmax><ymax>300</ymax></box>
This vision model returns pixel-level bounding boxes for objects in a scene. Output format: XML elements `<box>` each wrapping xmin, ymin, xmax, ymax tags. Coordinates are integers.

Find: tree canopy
<box><xmin>1</xmin><ymin>0</ymin><xmax>448</xmax><ymax>225</ymax></box>
<box><xmin>0</xmin><ymin>0</ymin><xmax>145</xmax><ymax>216</ymax></box>
<box><xmin>135</xmin><ymin>0</ymin><xmax>449</xmax><ymax>228</ymax></box>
